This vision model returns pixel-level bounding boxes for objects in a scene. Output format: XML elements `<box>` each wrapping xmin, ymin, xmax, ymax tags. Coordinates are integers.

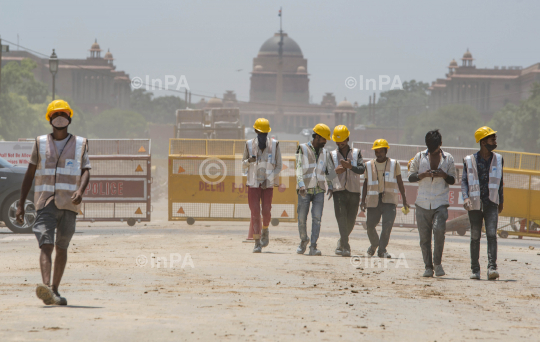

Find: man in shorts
<box><xmin>16</xmin><ymin>99</ymin><xmax>91</xmax><ymax>305</ymax></box>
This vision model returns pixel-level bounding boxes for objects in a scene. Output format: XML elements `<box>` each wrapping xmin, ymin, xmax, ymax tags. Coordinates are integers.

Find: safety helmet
<box><xmin>253</xmin><ymin>118</ymin><xmax>271</xmax><ymax>133</ymax></box>
<box><xmin>332</xmin><ymin>125</ymin><xmax>350</xmax><ymax>142</ymax></box>
<box><xmin>372</xmin><ymin>139</ymin><xmax>390</xmax><ymax>150</ymax></box>
<box><xmin>46</xmin><ymin>100</ymin><xmax>73</xmax><ymax>121</ymax></box>
<box><xmin>313</xmin><ymin>123</ymin><xmax>331</xmax><ymax>141</ymax></box>
<box><xmin>474</xmin><ymin>126</ymin><xmax>497</xmax><ymax>143</ymax></box>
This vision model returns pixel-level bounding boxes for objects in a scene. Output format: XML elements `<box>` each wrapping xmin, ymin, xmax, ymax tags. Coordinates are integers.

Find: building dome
<box><xmin>258</xmin><ymin>32</ymin><xmax>303</xmax><ymax>57</ymax></box>
<box><xmin>296</xmin><ymin>66</ymin><xmax>306</xmax><ymax>73</ymax></box>
<box><xmin>90</xmin><ymin>39</ymin><xmax>102</xmax><ymax>52</ymax></box>
<box><xmin>207</xmin><ymin>96</ymin><xmax>223</xmax><ymax>108</ymax></box>
<box><xmin>449</xmin><ymin>59</ymin><xmax>458</xmax><ymax>68</ymax></box>
<box><xmin>254</xmin><ymin>65</ymin><xmax>263</xmax><ymax>72</ymax></box>
<box><xmin>337</xmin><ymin>98</ymin><xmax>353</xmax><ymax>109</ymax></box>
<box><xmin>104</xmin><ymin>49</ymin><xmax>114</xmax><ymax>61</ymax></box>
<box><xmin>462</xmin><ymin>49</ymin><xmax>473</xmax><ymax>60</ymax></box>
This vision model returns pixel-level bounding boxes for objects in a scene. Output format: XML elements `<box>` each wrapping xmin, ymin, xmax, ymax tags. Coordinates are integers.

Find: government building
<box><xmin>429</xmin><ymin>49</ymin><xmax>540</xmax><ymax>119</ymax></box>
<box><xmin>1</xmin><ymin>40</ymin><xmax>131</xmax><ymax>114</ymax></box>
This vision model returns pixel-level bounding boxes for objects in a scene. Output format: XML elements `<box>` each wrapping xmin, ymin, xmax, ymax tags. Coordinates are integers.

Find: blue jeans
<box><xmin>297</xmin><ymin>192</ymin><xmax>325</xmax><ymax>248</ymax></box>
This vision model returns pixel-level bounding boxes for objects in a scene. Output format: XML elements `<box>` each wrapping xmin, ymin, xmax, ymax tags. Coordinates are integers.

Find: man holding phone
<box><xmin>408</xmin><ymin>130</ymin><xmax>456</xmax><ymax>277</ymax></box>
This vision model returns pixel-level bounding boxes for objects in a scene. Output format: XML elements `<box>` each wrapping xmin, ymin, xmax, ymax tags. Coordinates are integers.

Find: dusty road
<box><xmin>1</xmin><ymin>198</ymin><xmax>539</xmax><ymax>341</ymax></box>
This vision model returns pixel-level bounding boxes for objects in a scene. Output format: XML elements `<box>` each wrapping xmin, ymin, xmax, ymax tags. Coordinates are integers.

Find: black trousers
<box><xmin>469</xmin><ymin>201</ymin><xmax>499</xmax><ymax>272</ymax></box>
<box><xmin>333</xmin><ymin>190</ymin><xmax>360</xmax><ymax>251</ymax></box>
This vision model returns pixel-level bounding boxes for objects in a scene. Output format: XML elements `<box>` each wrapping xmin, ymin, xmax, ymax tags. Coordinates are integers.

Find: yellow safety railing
<box><xmin>168</xmin><ymin>138</ymin><xmax>298</xmax><ymax>225</ymax></box>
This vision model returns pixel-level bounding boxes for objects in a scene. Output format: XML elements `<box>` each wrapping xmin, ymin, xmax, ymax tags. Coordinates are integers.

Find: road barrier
<box><xmin>352</xmin><ymin>142</ymin><xmax>540</xmax><ymax>238</ymax></box>
<box><xmin>168</xmin><ymin>138</ymin><xmax>298</xmax><ymax>225</ymax></box>
<box><xmin>6</xmin><ymin>139</ymin><xmax>152</xmax><ymax>226</ymax></box>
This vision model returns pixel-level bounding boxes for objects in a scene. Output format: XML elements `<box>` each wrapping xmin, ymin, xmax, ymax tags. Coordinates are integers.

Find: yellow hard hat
<box><xmin>46</xmin><ymin>100</ymin><xmax>73</xmax><ymax>121</ymax></box>
<box><xmin>332</xmin><ymin>125</ymin><xmax>350</xmax><ymax>142</ymax></box>
<box><xmin>372</xmin><ymin>139</ymin><xmax>390</xmax><ymax>150</ymax></box>
<box><xmin>474</xmin><ymin>126</ymin><xmax>497</xmax><ymax>143</ymax></box>
<box><xmin>313</xmin><ymin>123</ymin><xmax>331</xmax><ymax>141</ymax></box>
<box><xmin>253</xmin><ymin>118</ymin><xmax>271</xmax><ymax>133</ymax></box>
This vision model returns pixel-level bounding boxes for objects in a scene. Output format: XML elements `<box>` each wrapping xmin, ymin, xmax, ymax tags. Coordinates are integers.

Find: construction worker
<box><xmin>408</xmin><ymin>130</ymin><xmax>456</xmax><ymax>277</ymax></box>
<box><xmin>462</xmin><ymin>127</ymin><xmax>504</xmax><ymax>280</ymax></box>
<box><xmin>242</xmin><ymin>118</ymin><xmax>282</xmax><ymax>253</ymax></box>
<box><xmin>330</xmin><ymin>125</ymin><xmax>365</xmax><ymax>257</ymax></box>
<box><xmin>295</xmin><ymin>123</ymin><xmax>338</xmax><ymax>256</ymax></box>
<box><xmin>360</xmin><ymin>139</ymin><xmax>408</xmax><ymax>258</ymax></box>
<box><xmin>16</xmin><ymin>100</ymin><xmax>91</xmax><ymax>305</ymax></box>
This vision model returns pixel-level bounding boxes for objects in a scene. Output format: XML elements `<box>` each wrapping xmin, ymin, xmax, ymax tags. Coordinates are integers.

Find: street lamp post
<box><xmin>49</xmin><ymin>49</ymin><xmax>58</xmax><ymax>100</ymax></box>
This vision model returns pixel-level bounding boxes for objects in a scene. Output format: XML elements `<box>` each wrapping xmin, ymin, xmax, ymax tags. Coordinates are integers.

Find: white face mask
<box><xmin>51</xmin><ymin>116</ymin><xmax>70</xmax><ymax>130</ymax></box>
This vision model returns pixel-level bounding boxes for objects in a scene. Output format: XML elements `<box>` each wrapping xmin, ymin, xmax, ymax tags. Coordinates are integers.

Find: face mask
<box><xmin>257</xmin><ymin>133</ymin><xmax>268</xmax><ymax>150</ymax></box>
<box><xmin>486</xmin><ymin>143</ymin><xmax>497</xmax><ymax>152</ymax></box>
<box><xmin>51</xmin><ymin>116</ymin><xmax>70</xmax><ymax>130</ymax></box>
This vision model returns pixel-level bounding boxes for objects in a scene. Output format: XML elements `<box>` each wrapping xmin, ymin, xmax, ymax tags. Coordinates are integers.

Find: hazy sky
<box><xmin>1</xmin><ymin>0</ymin><xmax>539</xmax><ymax>105</ymax></box>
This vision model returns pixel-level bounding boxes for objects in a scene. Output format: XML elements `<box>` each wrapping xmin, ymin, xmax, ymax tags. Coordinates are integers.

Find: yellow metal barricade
<box><xmin>496</xmin><ymin>149</ymin><xmax>540</xmax><ymax>238</ymax></box>
<box><xmin>168</xmin><ymin>138</ymin><xmax>298</xmax><ymax>225</ymax></box>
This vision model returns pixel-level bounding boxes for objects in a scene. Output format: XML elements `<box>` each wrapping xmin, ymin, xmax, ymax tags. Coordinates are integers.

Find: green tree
<box><xmin>130</xmin><ymin>89</ymin><xmax>187</xmax><ymax>124</ymax></box>
<box><xmin>0</xmin><ymin>93</ymin><xmax>48</xmax><ymax>140</ymax></box>
<box><xmin>90</xmin><ymin>108</ymin><xmax>147</xmax><ymax>139</ymax></box>
<box><xmin>402</xmin><ymin>104</ymin><xmax>483</xmax><ymax>147</ymax></box>
<box><xmin>1</xmin><ymin>59</ymin><xmax>49</xmax><ymax>103</ymax></box>
<box><xmin>371</xmin><ymin>80</ymin><xmax>430</xmax><ymax>128</ymax></box>
<box><xmin>489</xmin><ymin>83</ymin><xmax>540</xmax><ymax>153</ymax></box>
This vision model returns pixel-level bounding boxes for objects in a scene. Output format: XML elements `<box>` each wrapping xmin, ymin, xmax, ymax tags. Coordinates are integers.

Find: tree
<box><xmin>1</xmin><ymin>59</ymin><xmax>49</xmax><ymax>103</ymax></box>
<box><xmin>0</xmin><ymin>93</ymin><xmax>48</xmax><ymax>140</ymax></box>
<box><xmin>90</xmin><ymin>109</ymin><xmax>147</xmax><ymax>139</ymax></box>
<box><xmin>402</xmin><ymin>104</ymin><xmax>483</xmax><ymax>147</ymax></box>
<box><xmin>130</xmin><ymin>89</ymin><xmax>187</xmax><ymax>124</ymax></box>
<box><xmin>489</xmin><ymin>83</ymin><xmax>540</xmax><ymax>153</ymax></box>
<box><xmin>371</xmin><ymin>80</ymin><xmax>430</xmax><ymax>128</ymax></box>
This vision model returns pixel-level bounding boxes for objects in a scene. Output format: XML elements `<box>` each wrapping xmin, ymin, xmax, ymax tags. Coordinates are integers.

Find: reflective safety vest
<box><xmin>34</xmin><ymin>134</ymin><xmax>87</xmax><ymax>213</ymax></box>
<box><xmin>330</xmin><ymin>148</ymin><xmax>361</xmax><ymax>193</ymax></box>
<box><xmin>245</xmin><ymin>137</ymin><xmax>278</xmax><ymax>187</ymax></box>
<box><xmin>464</xmin><ymin>152</ymin><xmax>502</xmax><ymax>210</ymax></box>
<box><xmin>296</xmin><ymin>143</ymin><xmax>331</xmax><ymax>190</ymax></box>
<box><xmin>364</xmin><ymin>158</ymin><xmax>399</xmax><ymax>208</ymax></box>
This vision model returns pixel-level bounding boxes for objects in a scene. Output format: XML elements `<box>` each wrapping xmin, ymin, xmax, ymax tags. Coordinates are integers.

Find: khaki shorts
<box><xmin>33</xmin><ymin>201</ymin><xmax>77</xmax><ymax>249</ymax></box>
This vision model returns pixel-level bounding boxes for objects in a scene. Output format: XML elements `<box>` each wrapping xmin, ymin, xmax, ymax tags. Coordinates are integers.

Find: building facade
<box><xmin>429</xmin><ymin>49</ymin><xmax>540</xmax><ymax>119</ymax></box>
<box><xmin>1</xmin><ymin>40</ymin><xmax>131</xmax><ymax>114</ymax></box>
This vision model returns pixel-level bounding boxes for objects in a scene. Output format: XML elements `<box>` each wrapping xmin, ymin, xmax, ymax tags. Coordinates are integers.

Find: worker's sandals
<box><xmin>36</xmin><ymin>284</ymin><xmax>67</xmax><ymax>305</ymax></box>
<box><xmin>261</xmin><ymin>228</ymin><xmax>269</xmax><ymax>248</ymax></box>
<box><xmin>487</xmin><ymin>268</ymin><xmax>499</xmax><ymax>280</ymax></box>
<box><xmin>253</xmin><ymin>240</ymin><xmax>262</xmax><ymax>253</ymax></box>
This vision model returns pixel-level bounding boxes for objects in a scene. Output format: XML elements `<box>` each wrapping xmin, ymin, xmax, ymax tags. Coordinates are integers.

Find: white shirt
<box><xmin>408</xmin><ymin>149</ymin><xmax>456</xmax><ymax>210</ymax></box>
